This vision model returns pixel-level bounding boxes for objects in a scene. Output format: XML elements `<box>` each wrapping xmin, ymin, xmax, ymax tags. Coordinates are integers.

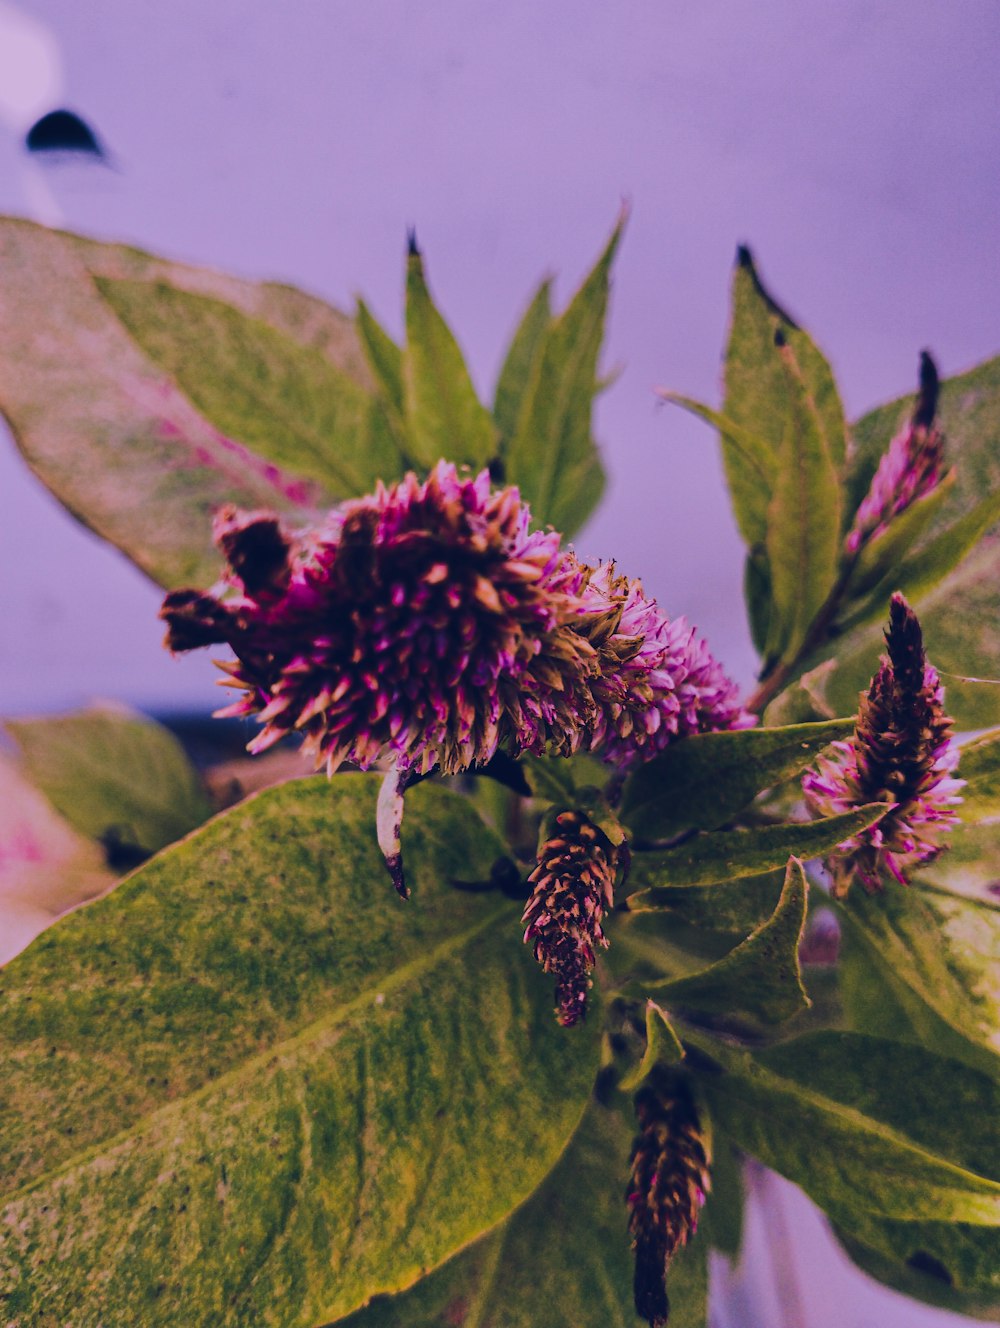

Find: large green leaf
<box><xmin>763</xmin><ymin>344</ymin><xmax>842</xmax><ymax>663</ymax></box>
<box><xmin>6</xmin><ymin>705</ymin><xmax>211</xmax><ymax>858</ymax></box>
<box><xmin>837</xmin><ymin>880</ymin><xmax>1000</xmax><ymax>1070</ymax></box>
<box><xmin>690</xmin><ymin>1031</ymin><xmax>1000</xmax><ymax>1225</ymax></box>
<box><xmin>493</xmin><ymin>277</ymin><xmax>553</xmax><ymax>447</ymax></box>
<box><xmin>619</xmin><ymin>718</ymin><xmax>854</xmax><ymax>840</ymax></box>
<box><xmin>719</xmin><ymin>247</ymin><xmax>846</xmax><ymax>548</ymax></box>
<box><xmin>627</xmin><ymin>870</ymin><xmax>784</xmax><ymax>937</ymax></box>
<box><xmin>626</xmin><ymin>804</ymin><xmax>885</xmax><ymax>893</ymax></box>
<box><xmin>0</xmin><ymin>778</ymin><xmax>599</xmax><ymax>1326</ymax></box>
<box><xmin>0</xmin><ymin>217</ymin><xmax>383</xmax><ymax>588</ymax></box>
<box><xmin>336</xmin><ymin>1096</ymin><xmax>707</xmax><ymax>1328</ymax></box>
<box><xmin>504</xmin><ymin>217</ymin><xmax>621</xmax><ymax>535</ymax></box>
<box><xmin>403</xmin><ymin>243</ymin><xmax>498</xmax><ymax>470</ymax></box>
<box><xmin>98</xmin><ymin>277</ymin><xmax>402</xmax><ymax>498</ymax></box>
<box><xmin>643</xmin><ymin>857</ymin><xmax>809</xmax><ymax>1024</ymax></box>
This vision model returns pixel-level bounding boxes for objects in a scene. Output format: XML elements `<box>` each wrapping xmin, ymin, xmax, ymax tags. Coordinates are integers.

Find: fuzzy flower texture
<box><xmin>162</xmin><ymin>462</ymin><xmax>750</xmax><ymax>889</ymax></box>
<box><xmin>804</xmin><ymin>592</ymin><xmax>963</xmax><ymax>894</ymax></box>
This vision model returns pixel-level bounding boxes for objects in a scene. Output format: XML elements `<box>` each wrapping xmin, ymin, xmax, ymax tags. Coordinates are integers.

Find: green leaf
<box><xmin>505</xmin><ymin>215</ymin><xmax>623</xmax><ymax>535</ymax></box>
<box><xmin>630</xmin><ymin>870</ymin><xmax>784</xmax><ymax>936</ymax></box>
<box><xmin>336</xmin><ymin>1097</ymin><xmax>707</xmax><ymax>1328</ymax></box>
<box><xmin>838</xmin><ymin>879</ymin><xmax>1000</xmax><ymax>1070</ymax></box>
<box><xmin>0</xmin><ymin>778</ymin><xmax>600</xmax><ymax>1325</ymax></box>
<box><xmin>0</xmin><ymin>753</ymin><xmax>112</xmax><ymax>964</ymax></box>
<box><xmin>354</xmin><ymin>297</ymin><xmax>411</xmax><ymax>460</ymax></box>
<box><xmin>626</xmin><ymin>806</ymin><xmax>885</xmax><ymax>893</ymax></box>
<box><xmin>656</xmin><ymin>392</ymin><xmax>776</xmax><ymax>489</ymax></box>
<box><xmin>520</xmin><ymin>752</ymin><xmax>610</xmax><ymax>806</ymax></box>
<box><xmin>0</xmin><ymin>217</ymin><xmax>377</xmax><ymax>587</ymax></box>
<box><xmin>763</xmin><ymin>343</ymin><xmax>842</xmax><ymax>663</ymax></box>
<box><xmin>958</xmin><ymin>727</ymin><xmax>1000</xmax><ymax>821</ymax></box>
<box><xmin>493</xmin><ymin>277</ymin><xmax>553</xmax><ymax>444</ymax></box>
<box><xmin>98</xmin><ymin>277</ymin><xmax>404</xmax><ymax>501</ymax></box>
<box><xmin>743</xmin><ymin>544</ymin><xmax>773</xmax><ymax>658</ymax></box>
<box><xmin>691</xmin><ymin>1030</ymin><xmax>1000</xmax><ymax>1224</ymax></box>
<box><xmin>619</xmin><ymin>718</ymin><xmax>855</xmax><ymax>840</ymax></box>
<box><xmin>835</xmin><ymin>1217</ymin><xmax>1000</xmax><ymax>1316</ymax></box>
<box><xmin>619</xmin><ymin>1000</ymin><xmax>686</xmax><ymax>1091</ymax></box>
<box><xmin>7</xmin><ymin>706</ymin><xmax>212</xmax><ymax>857</ymax></box>
<box><xmin>355</xmin><ymin>298</ymin><xmax>405</xmax><ymax>420</ymax></box>
<box><xmin>642</xmin><ymin>857</ymin><xmax>809</xmax><ymax>1024</ymax></box>
<box><xmin>719</xmin><ymin>247</ymin><xmax>847</xmax><ymax>548</ymax></box>
<box><xmin>403</xmin><ymin>243</ymin><xmax>497</xmax><ymax>470</ymax></box>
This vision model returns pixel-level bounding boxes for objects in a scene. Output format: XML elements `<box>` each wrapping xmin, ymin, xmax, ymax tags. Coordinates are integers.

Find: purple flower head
<box><xmin>577</xmin><ymin>562</ymin><xmax>754</xmax><ymax>768</ymax></box>
<box><xmin>846</xmin><ymin>352</ymin><xmax>946</xmax><ymax>556</ymax></box>
<box><xmin>162</xmin><ymin>463</ymin><xmax>598</xmax><ymax>780</ymax></box>
<box><xmin>161</xmin><ymin>463</ymin><xmax>750</xmax><ymax>891</ymax></box>
<box><xmin>803</xmin><ymin>592</ymin><xmax>963</xmax><ymax>894</ymax></box>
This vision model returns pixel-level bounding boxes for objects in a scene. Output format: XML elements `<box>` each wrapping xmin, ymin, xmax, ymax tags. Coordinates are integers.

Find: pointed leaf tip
<box><xmin>407</xmin><ymin>228</ymin><xmax>420</xmax><ymax>258</ymax></box>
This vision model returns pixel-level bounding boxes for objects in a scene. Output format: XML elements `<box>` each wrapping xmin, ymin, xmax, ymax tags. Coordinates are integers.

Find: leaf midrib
<box><xmin>4</xmin><ymin>898</ymin><xmax>512</xmax><ymax>1205</ymax></box>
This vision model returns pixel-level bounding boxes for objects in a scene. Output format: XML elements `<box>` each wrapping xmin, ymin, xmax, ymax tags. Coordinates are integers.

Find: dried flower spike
<box><xmin>803</xmin><ymin>592</ymin><xmax>963</xmax><ymax>893</ymax></box>
<box><xmin>627</xmin><ymin>1080</ymin><xmax>711</xmax><ymax>1328</ymax></box>
<box><xmin>521</xmin><ymin>810</ymin><xmax>618</xmax><ymax>1026</ymax></box>
<box><xmin>846</xmin><ymin>351</ymin><xmax>946</xmax><ymax>555</ymax></box>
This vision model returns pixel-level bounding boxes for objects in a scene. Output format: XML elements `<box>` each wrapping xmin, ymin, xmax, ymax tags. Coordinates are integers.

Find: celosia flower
<box><xmin>803</xmin><ymin>592</ymin><xmax>963</xmax><ymax>894</ymax></box>
<box><xmin>521</xmin><ymin>810</ymin><xmax>618</xmax><ymax>1026</ymax></box>
<box><xmin>161</xmin><ymin>463</ymin><xmax>748</xmax><ymax>891</ymax></box>
<box><xmin>627</xmin><ymin>1080</ymin><xmax>711</xmax><ymax>1328</ymax></box>
<box><xmin>846</xmin><ymin>352</ymin><xmax>946</xmax><ymax>555</ymax></box>
<box><xmin>579</xmin><ymin>563</ymin><xmax>754</xmax><ymax>768</ymax></box>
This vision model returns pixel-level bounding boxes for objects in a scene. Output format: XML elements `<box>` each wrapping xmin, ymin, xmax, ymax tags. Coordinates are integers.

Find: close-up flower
<box><xmin>161</xmin><ymin>462</ymin><xmax>749</xmax><ymax>892</ymax></box>
<box><xmin>803</xmin><ymin>591</ymin><xmax>964</xmax><ymax>893</ymax></box>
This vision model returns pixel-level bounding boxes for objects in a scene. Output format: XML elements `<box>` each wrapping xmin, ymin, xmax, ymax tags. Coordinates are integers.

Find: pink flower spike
<box><xmin>846</xmin><ymin>351</ymin><xmax>946</xmax><ymax>557</ymax></box>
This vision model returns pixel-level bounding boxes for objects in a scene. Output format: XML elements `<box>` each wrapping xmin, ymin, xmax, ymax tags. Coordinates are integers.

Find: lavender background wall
<box><xmin>0</xmin><ymin>2</ymin><xmax>997</xmax><ymax>1324</ymax></box>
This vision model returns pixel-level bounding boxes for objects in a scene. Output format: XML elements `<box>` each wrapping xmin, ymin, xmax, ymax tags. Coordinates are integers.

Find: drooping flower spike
<box><xmin>803</xmin><ymin>592</ymin><xmax>963</xmax><ymax>894</ymax></box>
<box><xmin>846</xmin><ymin>351</ymin><xmax>947</xmax><ymax>556</ymax></box>
<box><xmin>161</xmin><ymin>463</ymin><xmax>750</xmax><ymax>892</ymax></box>
<box><xmin>521</xmin><ymin>809</ymin><xmax>619</xmax><ymax>1027</ymax></box>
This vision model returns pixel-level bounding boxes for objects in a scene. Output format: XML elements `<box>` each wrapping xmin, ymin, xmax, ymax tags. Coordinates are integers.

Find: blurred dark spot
<box><xmin>488</xmin><ymin>456</ymin><xmax>506</xmax><ymax>483</ymax></box>
<box><xmin>97</xmin><ymin>828</ymin><xmax>150</xmax><ymax>872</ymax></box>
<box><xmin>907</xmin><ymin>1250</ymin><xmax>952</xmax><ymax>1284</ymax></box>
<box><xmin>25</xmin><ymin>109</ymin><xmax>105</xmax><ymax>159</ymax></box>
<box><xmin>479</xmin><ymin>750</ymin><xmax>531</xmax><ymax>796</ymax></box>
<box><xmin>914</xmin><ymin>350</ymin><xmax>940</xmax><ymax>428</ymax></box>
